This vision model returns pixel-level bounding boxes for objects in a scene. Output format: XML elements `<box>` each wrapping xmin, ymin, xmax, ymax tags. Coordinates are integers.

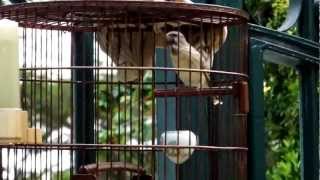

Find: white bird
<box><xmin>164</xmin><ymin>25</ymin><xmax>228</xmax><ymax>88</ymax></box>
<box><xmin>166</xmin><ymin>31</ymin><xmax>209</xmax><ymax>87</ymax></box>
<box><xmin>96</xmin><ymin>0</ymin><xmax>228</xmax><ymax>87</ymax></box>
<box><xmin>97</xmin><ymin>25</ymin><xmax>227</xmax><ymax>86</ymax></box>
<box><xmin>97</xmin><ymin>27</ymin><xmax>166</xmax><ymax>82</ymax></box>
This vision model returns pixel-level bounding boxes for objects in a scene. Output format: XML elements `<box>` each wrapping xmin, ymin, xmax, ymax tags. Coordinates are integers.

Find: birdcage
<box><xmin>0</xmin><ymin>1</ymin><xmax>248</xmax><ymax>179</ymax></box>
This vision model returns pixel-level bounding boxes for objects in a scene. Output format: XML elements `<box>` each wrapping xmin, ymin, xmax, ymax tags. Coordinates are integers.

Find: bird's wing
<box><xmin>170</xmin><ymin>42</ymin><xmax>210</xmax><ymax>88</ymax></box>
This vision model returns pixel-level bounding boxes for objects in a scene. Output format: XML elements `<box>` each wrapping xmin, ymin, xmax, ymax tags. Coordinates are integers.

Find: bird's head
<box><xmin>165</xmin><ymin>31</ymin><xmax>188</xmax><ymax>54</ymax></box>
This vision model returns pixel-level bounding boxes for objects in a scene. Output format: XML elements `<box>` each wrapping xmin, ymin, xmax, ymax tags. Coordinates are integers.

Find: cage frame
<box><xmin>0</xmin><ymin>1</ymin><xmax>250</xmax><ymax>179</ymax></box>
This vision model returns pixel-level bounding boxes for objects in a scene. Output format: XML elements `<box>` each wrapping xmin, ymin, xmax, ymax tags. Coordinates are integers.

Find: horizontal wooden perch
<box><xmin>79</xmin><ymin>161</ymin><xmax>147</xmax><ymax>175</ymax></box>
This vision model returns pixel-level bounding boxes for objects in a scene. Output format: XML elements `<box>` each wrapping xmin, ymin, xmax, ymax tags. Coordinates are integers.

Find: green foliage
<box><xmin>262</xmin><ymin>0</ymin><xmax>301</xmax><ymax>178</ymax></box>
<box><xmin>264</xmin><ymin>64</ymin><xmax>300</xmax><ymax>179</ymax></box>
<box><xmin>23</xmin><ymin>80</ymin><xmax>71</xmax><ymax>135</ymax></box>
<box><xmin>266</xmin><ymin>138</ymin><xmax>300</xmax><ymax>180</ymax></box>
<box><xmin>245</xmin><ymin>0</ymin><xmax>273</xmax><ymax>25</ymax></box>
<box><xmin>96</xmin><ymin>72</ymin><xmax>154</xmax><ymax>175</ymax></box>
<box><xmin>97</xmin><ymin>72</ymin><xmax>153</xmax><ymax>145</ymax></box>
<box><xmin>265</xmin><ymin>0</ymin><xmax>289</xmax><ymax>29</ymax></box>
<box><xmin>245</xmin><ymin>0</ymin><xmax>297</xmax><ymax>34</ymax></box>
<box><xmin>52</xmin><ymin>170</ymin><xmax>70</xmax><ymax>180</ymax></box>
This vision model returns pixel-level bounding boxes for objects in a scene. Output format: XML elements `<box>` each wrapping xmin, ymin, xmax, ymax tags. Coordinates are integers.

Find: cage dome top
<box><xmin>0</xmin><ymin>0</ymin><xmax>248</xmax><ymax>31</ymax></box>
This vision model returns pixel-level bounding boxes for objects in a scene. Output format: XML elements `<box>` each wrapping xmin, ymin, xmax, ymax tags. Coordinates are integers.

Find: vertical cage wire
<box><xmin>0</xmin><ymin>1</ymin><xmax>248</xmax><ymax>179</ymax></box>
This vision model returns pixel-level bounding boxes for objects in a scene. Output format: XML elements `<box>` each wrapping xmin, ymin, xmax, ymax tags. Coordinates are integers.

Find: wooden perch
<box><xmin>79</xmin><ymin>161</ymin><xmax>147</xmax><ymax>175</ymax></box>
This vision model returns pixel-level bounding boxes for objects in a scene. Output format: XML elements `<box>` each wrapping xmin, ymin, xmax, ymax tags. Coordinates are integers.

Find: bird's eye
<box><xmin>203</xmin><ymin>46</ymin><xmax>210</xmax><ymax>52</ymax></box>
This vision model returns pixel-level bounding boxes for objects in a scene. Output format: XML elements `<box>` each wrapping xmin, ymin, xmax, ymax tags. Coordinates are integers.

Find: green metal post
<box><xmin>72</xmin><ymin>32</ymin><xmax>96</xmax><ymax>172</ymax></box>
<box><xmin>298</xmin><ymin>0</ymin><xmax>317</xmax><ymax>40</ymax></box>
<box><xmin>316</xmin><ymin>2</ymin><xmax>319</xmax><ymax>42</ymax></box>
<box><xmin>248</xmin><ymin>39</ymin><xmax>265</xmax><ymax>180</ymax></box>
<box><xmin>213</xmin><ymin>0</ymin><xmax>242</xmax><ymax>8</ymax></box>
<box><xmin>298</xmin><ymin>1</ymin><xmax>319</xmax><ymax>179</ymax></box>
<box><xmin>156</xmin><ymin>49</ymin><xmax>177</xmax><ymax>180</ymax></box>
<box><xmin>297</xmin><ymin>63</ymin><xmax>319</xmax><ymax>180</ymax></box>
